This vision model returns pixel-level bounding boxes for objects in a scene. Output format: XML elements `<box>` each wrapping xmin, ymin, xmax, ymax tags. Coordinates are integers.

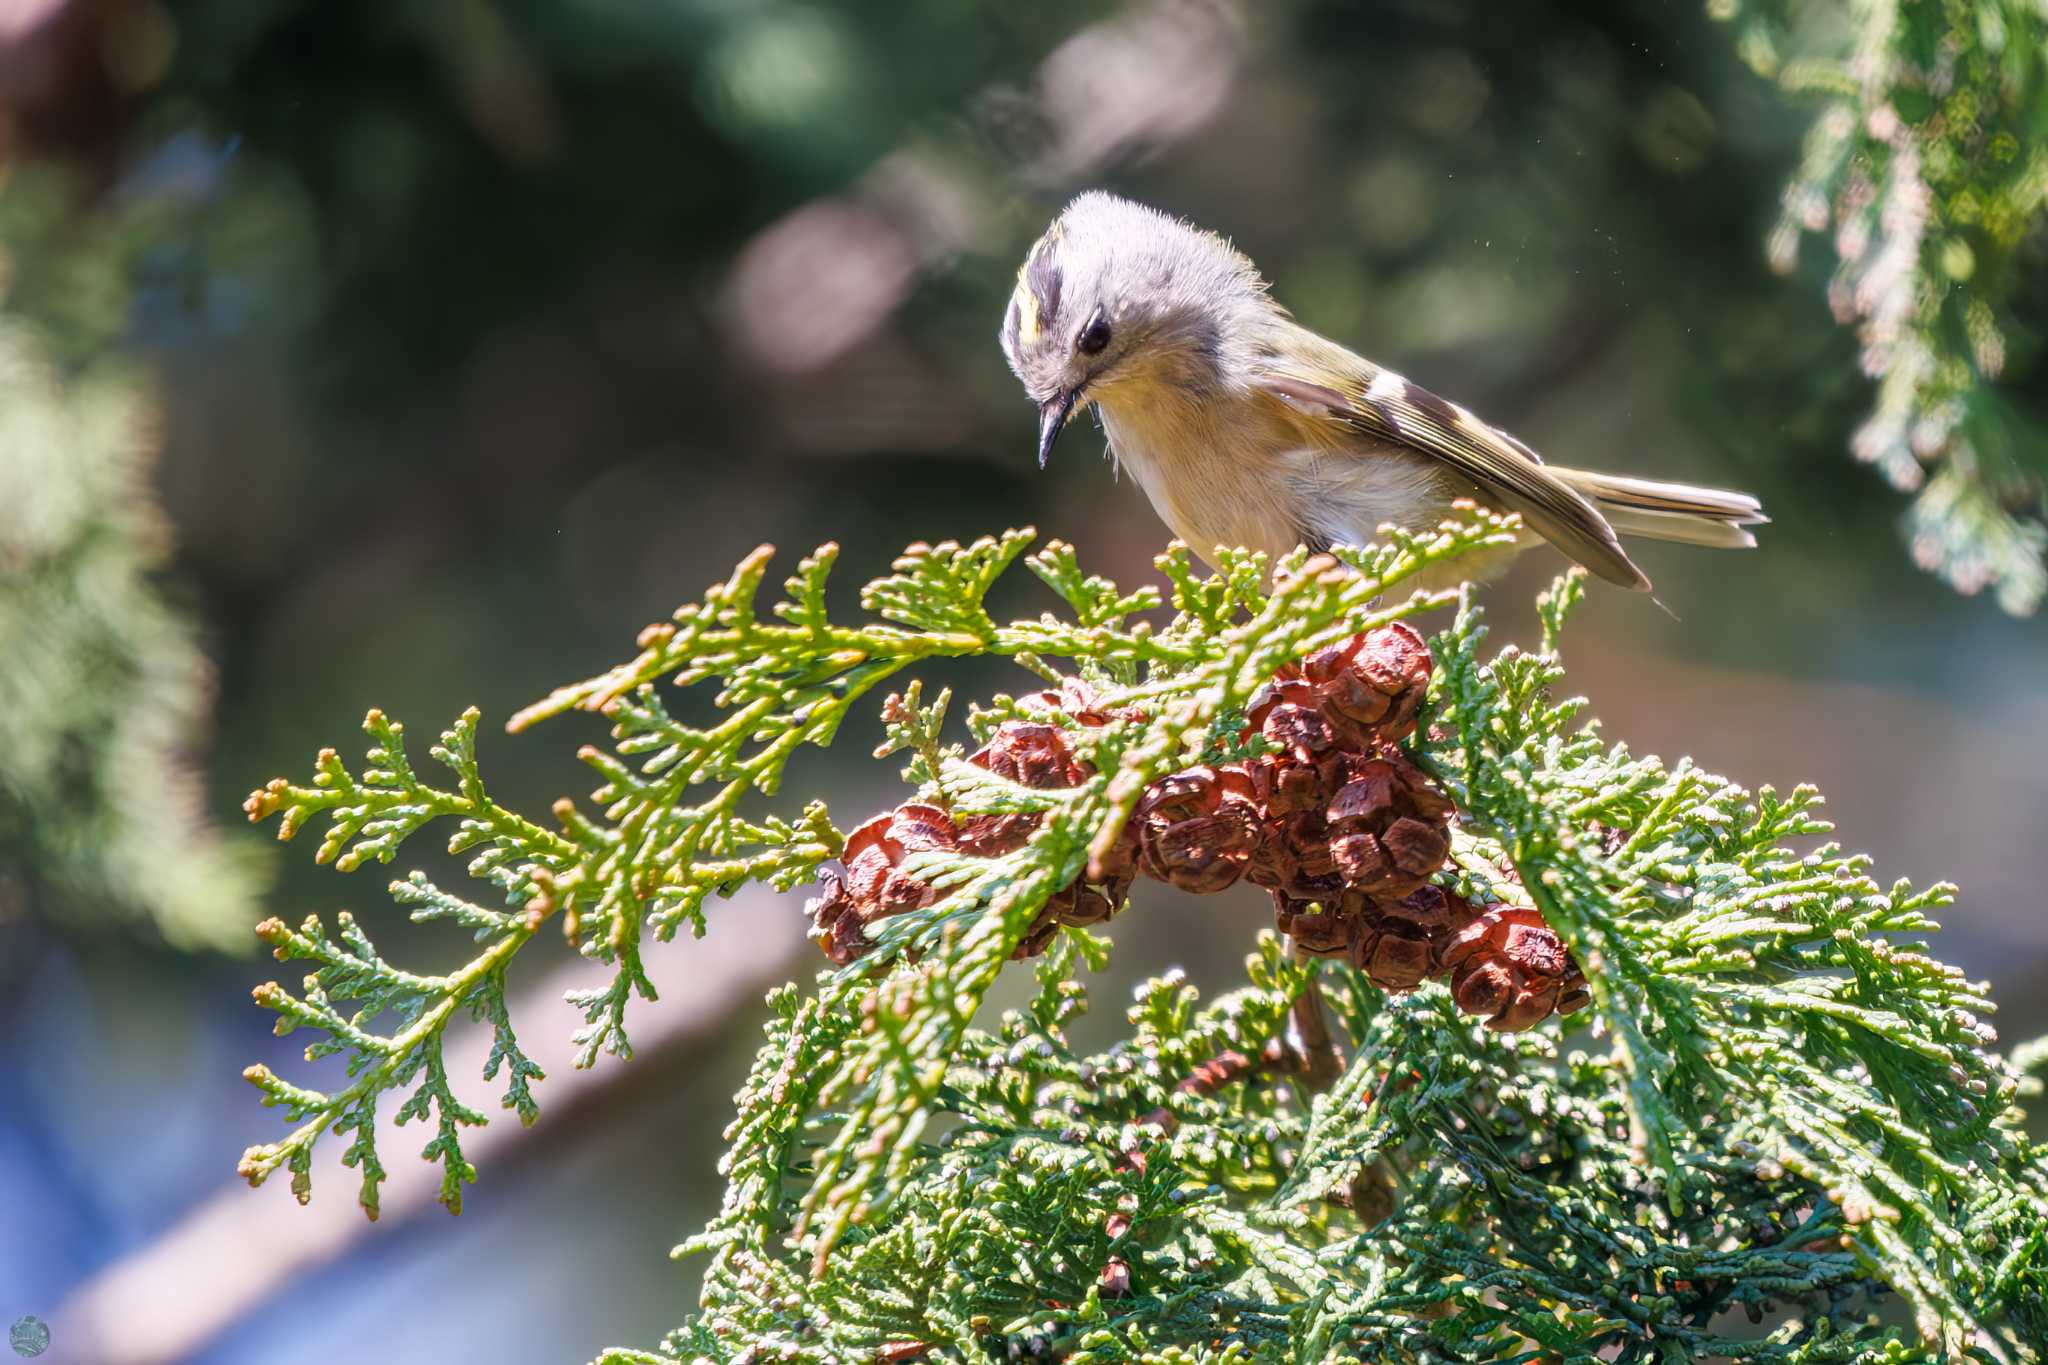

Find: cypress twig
<box><xmin>234</xmin><ymin>510</ymin><xmax>2046</xmax><ymax>1362</ymax></box>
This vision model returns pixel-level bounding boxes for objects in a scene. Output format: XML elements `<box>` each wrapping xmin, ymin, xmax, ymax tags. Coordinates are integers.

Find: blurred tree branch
<box><xmin>52</xmin><ymin>911</ymin><xmax>800</xmax><ymax>1365</ymax></box>
<box><xmin>1719</xmin><ymin>0</ymin><xmax>2048</xmax><ymax>613</ymax></box>
<box><xmin>0</xmin><ymin>267</ymin><xmax>266</xmax><ymax>950</ymax></box>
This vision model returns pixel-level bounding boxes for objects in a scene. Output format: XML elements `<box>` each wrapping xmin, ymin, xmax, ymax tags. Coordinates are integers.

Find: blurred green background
<box><xmin>1</xmin><ymin>1</ymin><xmax>2044</xmax><ymax>1362</ymax></box>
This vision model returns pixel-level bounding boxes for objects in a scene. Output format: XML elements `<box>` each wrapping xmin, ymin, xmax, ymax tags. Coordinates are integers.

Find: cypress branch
<box><xmin>236</xmin><ymin>510</ymin><xmax>2046</xmax><ymax>1362</ymax></box>
<box><xmin>1716</xmin><ymin>0</ymin><xmax>2048</xmax><ymax>614</ymax></box>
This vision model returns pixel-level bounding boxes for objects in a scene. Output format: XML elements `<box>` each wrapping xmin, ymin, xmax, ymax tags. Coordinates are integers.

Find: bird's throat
<box><xmin>1094</xmin><ymin>386</ymin><xmax>1309</xmax><ymax>568</ymax></box>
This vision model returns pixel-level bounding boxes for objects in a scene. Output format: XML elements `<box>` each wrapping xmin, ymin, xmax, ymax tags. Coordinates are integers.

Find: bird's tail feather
<box><xmin>1553</xmin><ymin>468</ymin><xmax>1767</xmax><ymax>551</ymax></box>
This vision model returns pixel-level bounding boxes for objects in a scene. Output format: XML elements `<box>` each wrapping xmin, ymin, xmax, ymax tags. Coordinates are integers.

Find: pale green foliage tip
<box><xmin>1716</xmin><ymin>0</ymin><xmax>2048</xmax><ymax>614</ymax></box>
<box><xmin>238</xmin><ymin>510</ymin><xmax>2045</xmax><ymax>1362</ymax></box>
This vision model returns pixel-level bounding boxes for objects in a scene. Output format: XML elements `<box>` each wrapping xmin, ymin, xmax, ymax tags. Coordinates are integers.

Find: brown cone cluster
<box><xmin>804</xmin><ymin>623</ymin><xmax>1588</xmax><ymax>1033</ymax></box>
<box><xmin>1442</xmin><ymin>905</ymin><xmax>1592</xmax><ymax>1031</ymax></box>
<box><xmin>809</xmin><ymin>684</ymin><xmax>1138</xmax><ymax>966</ymax></box>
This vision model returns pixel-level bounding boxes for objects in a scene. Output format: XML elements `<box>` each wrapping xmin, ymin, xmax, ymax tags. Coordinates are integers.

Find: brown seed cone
<box><xmin>1011</xmin><ymin>873</ymin><xmax>1133</xmax><ymax>960</ymax></box>
<box><xmin>969</xmin><ymin>719</ymin><xmax>1087</xmax><ymax>790</ymax></box>
<box><xmin>1324</xmin><ymin>752</ymin><xmax>1456</xmax><ymax>900</ymax></box>
<box><xmin>1440</xmin><ymin>905</ymin><xmax>1592</xmax><ymax>1032</ymax></box>
<box><xmin>1243</xmin><ymin>808</ymin><xmax>1344</xmax><ymax>902</ymax></box>
<box><xmin>1012</xmin><ymin>908</ymin><xmax>1062</xmax><ymax>961</ymax></box>
<box><xmin>1349</xmin><ymin>885</ymin><xmax>1483</xmax><ymax>993</ymax></box>
<box><xmin>1049</xmin><ymin>873</ymin><xmax>1131</xmax><ymax>928</ymax></box>
<box><xmin>1133</xmin><ymin>766</ymin><xmax>1260</xmax><ymax>893</ymax></box>
<box><xmin>1299</xmin><ymin>622</ymin><xmax>1433</xmax><ymax>741</ymax></box>
<box><xmin>1234</xmin><ymin>748</ymin><xmax>1341</xmax><ymax>818</ymax></box>
<box><xmin>1020</xmin><ymin>677</ymin><xmax>1147</xmax><ymax>728</ymax></box>
<box><xmin>841</xmin><ymin>802</ymin><xmax>958</xmax><ymax>909</ymax></box>
<box><xmin>1089</xmin><ymin>813</ymin><xmax>1143</xmax><ymax>884</ymax></box>
<box><xmin>808</xmin><ymin>802</ymin><xmax>961</xmax><ymax>964</ymax></box>
<box><xmin>1271</xmin><ymin>892</ymin><xmax>1357</xmax><ymax>958</ymax></box>
<box><xmin>1099</xmin><ymin>1210</ymin><xmax>1135</xmax><ymax>1297</ymax></box>
<box><xmin>956</xmin><ymin>810</ymin><xmax>1041</xmax><ymax>857</ymax></box>
<box><xmin>955</xmin><ymin>715</ymin><xmax>1092</xmax><ymax>865</ymax></box>
<box><xmin>1245</xmin><ymin>680</ymin><xmax>1352</xmax><ymax>768</ymax></box>
<box><xmin>805</xmin><ymin>869</ymin><xmax>867</xmax><ymax>966</ymax></box>
<box><xmin>1272</xmin><ymin>884</ymin><xmax>1480</xmax><ymax>988</ymax></box>
<box><xmin>958</xmin><ymin>802</ymin><xmax>1139</xmax><ymax>884</ymax></box>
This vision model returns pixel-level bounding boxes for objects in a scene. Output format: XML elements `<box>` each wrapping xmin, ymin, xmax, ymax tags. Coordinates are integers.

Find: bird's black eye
<box><xmin>1076</xmin><ymin>310</ymin><xmax>1112</xmax><ymax>356</ymax></box>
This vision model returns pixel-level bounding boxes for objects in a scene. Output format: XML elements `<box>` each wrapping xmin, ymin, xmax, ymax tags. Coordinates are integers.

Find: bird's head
<box><xmin>999</xmin><ymin>191</ymin><xmax>1270</xmax><ymax>468</ymax></box>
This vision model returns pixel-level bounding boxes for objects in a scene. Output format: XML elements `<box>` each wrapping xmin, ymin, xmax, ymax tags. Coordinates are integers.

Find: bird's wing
<box><xmin>1251</xmin><ymin>357</ymin><xmax>1648</xmax><ymax>590</ymax></box>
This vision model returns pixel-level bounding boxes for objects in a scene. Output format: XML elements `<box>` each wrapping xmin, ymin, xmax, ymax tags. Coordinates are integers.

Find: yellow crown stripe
<box><xmin>1012</xmin><ymin>279</ymin><xmax>1041</xmax><ymax>346</ymax></box>
<box><xmin>1011</xmin><ymin>223</ymin><xmax>1064</xmax><ymax>348</ymax></box>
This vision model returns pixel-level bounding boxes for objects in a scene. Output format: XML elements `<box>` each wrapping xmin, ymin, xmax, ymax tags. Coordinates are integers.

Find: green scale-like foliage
<box><xmin>237</xmin><ymin>510</ymin><xmax>2046</xmax><ymax>1362</ymax></box>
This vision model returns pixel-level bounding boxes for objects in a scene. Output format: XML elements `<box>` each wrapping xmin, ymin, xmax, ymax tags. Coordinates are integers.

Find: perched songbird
<box><xmin>1000</xmin><ymin>192</ymin><xmax>1764</xmax><ymax>591</ymax></box>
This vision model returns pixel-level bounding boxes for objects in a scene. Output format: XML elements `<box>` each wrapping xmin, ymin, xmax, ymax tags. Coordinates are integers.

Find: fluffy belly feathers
<box><xmin>1099</xmin><ymin>396</ymin><xmax>1489</xmax><ymax>569</ymax></box>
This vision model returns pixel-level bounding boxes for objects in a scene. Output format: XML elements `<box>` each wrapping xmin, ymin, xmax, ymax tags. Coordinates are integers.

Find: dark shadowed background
<box><xmin>1</xmin><ymin>2</ymin><xmax>2043</xmax><ymax>1362</ymax></box>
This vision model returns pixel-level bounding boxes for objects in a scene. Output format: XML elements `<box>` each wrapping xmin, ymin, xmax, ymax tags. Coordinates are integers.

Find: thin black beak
<box><xmin>1037</xmin><ymin>389</ymin><xmax>1078</xmax><ymax>470</ymax></box>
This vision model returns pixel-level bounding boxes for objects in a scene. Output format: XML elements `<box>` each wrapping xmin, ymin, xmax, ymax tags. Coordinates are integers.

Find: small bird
<box><xmin>1000</xmin><ymin>191</ymin><xmax>1764</xmax><ymax>592</ymax></box>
